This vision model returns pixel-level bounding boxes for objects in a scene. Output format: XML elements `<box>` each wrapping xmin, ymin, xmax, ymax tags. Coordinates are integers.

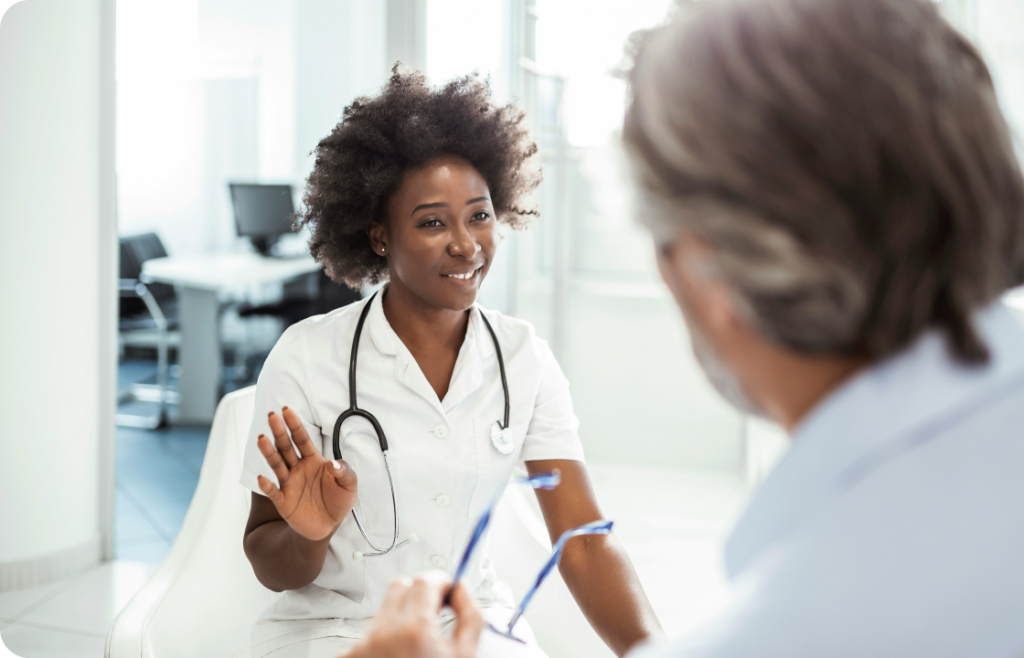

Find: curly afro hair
<box><xmin>296</xmin><ymin>66</ymin><xmax>542</xmax><ymax>289</ymax></box>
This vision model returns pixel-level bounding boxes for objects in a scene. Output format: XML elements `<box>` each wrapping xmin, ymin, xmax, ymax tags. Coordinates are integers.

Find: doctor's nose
<box><xmin>447</xmin><ymin>226</ymin><xmax>480</xmax><ymax>259</ymax></box>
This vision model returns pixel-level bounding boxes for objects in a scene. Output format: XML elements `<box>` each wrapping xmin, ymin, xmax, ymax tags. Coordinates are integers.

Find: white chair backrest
<box><xmin>108</xmin><ymin>386</ymin><xmax>275</xmax><ymax>658</ymax></box>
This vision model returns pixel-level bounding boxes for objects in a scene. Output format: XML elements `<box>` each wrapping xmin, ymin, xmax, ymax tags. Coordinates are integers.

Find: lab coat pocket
<box><xmin>469</xmin><ymin>417</ymin><xmax>523</xmax><ymax>520</ymax></box>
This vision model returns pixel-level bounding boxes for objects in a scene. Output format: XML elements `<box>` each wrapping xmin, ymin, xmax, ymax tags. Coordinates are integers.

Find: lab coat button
<box><xmin>431</xmin><ymin>555</ymin><xmax>447</xmax><ymax>569</ymax></box>
<box><xmin>433</xmin><ymin>424</ymin><xmax>449</xmax><ymax>439</ymax></box>
<box><xmin>435</xmin><ymin>494</ymin><xmax>451</xmax><ymax>508</ymax></box>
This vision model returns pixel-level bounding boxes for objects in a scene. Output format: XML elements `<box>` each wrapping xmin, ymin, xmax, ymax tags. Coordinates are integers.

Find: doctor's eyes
<box><xmin>417</xmin><ymin>211</ymin><xmax>491</xmax><ymax>228</ymax></box>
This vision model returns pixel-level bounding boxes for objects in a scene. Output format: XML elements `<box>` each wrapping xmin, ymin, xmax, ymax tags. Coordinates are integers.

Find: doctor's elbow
<box><xmin>243</xmin><ymin>522</ymin><xmax>330</xmax><ymax>592</ymax></box>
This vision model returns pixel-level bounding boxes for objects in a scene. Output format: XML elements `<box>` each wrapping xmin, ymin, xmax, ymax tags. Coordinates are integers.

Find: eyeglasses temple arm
<box><xmin>506</xmin><ymin>520</ymin><xmax>614</xmax><ymax>632</ymax></box>
<box><xmin>506</xmin><ymin>544</ymin><xmax>564</xmax><ymax>632</ymax></box>
<box><xmin>445</xmin><ymin>506</ymin><xmax>494</xmax><ymax>605</ymax></box>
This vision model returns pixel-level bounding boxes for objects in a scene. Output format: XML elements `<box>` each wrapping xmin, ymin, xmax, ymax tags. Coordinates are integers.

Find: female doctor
<box><xmin>239</xmin><ymin>69</ymin><xmax>661</xmax><ymax>658</ymax></box>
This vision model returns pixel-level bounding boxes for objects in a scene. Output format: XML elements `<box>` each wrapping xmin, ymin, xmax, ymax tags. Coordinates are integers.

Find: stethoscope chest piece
<box><xmin>491</xmin><ymin>421</ymin><xmax>515</xmax><ymax>455</ymax></box>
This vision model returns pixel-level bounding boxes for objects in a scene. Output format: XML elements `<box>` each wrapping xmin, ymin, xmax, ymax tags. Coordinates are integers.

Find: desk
<box><xmin>143</xmin><ymin>252</ymin><xmax>321</xmax><ymax>423</ymax></box>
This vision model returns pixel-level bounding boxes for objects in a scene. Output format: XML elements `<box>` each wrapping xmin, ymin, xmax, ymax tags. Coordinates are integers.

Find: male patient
<box><xmin>341</xmin><ymin>0</ymin><xmax>1024</xmax><ymax>655</ymax></box>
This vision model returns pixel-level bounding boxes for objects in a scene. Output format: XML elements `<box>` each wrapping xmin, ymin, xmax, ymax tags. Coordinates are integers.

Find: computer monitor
<box><xmin>229</xmin><ymin>183</ymin><xmax>295</xmax><ymax>256</ymax></box>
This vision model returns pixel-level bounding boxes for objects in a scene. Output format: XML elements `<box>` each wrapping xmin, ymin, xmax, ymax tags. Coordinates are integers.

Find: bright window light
<box><xmin>536</xmin><ymin>0</ymin><xmax>673</xmax><ymax>146</ymax></box>
<box><xmin>426</xmin><ymin>0</ymin><xmax>503</xmax><ymax>86</ymax></box>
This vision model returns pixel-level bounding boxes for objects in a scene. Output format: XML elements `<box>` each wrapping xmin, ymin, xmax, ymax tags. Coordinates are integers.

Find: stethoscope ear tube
<box><xmin>479</xmin><ymin>312</ymin><xmax>511</xmax><ymax>431</ymax></box>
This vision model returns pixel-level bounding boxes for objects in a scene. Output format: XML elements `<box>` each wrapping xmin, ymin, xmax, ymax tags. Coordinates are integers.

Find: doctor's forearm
<box><xmin>559</xmin><ymin>535</ymin><xmax>662</xmax><ymax>656</ymax></box>
<box><xmin>244</xmin><ymin>519</ymin><xmax>334</xmax><ymax>591</ymax></box>
<box><xmin>243</xmin><ymin>493</ymin><xmax>336</xmax><ymax>591</ymax></box>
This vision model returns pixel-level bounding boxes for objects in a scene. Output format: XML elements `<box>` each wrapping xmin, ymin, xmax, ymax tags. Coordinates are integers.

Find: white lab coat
<box><xmin>630</xmin><ymin>302</ymin><xmax>1024</xmax><ymax>658</ymax></box>
<box><xmin>239</xmin><ymin>292</ymin><xmax>584</xmax><ymax>657</ymax></box>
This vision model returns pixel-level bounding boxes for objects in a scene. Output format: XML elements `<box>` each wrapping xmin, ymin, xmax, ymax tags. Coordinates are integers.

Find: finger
<box><xmin>448</xmin><ymin>582</ymin><xmax>484</xmax><ymax>658</ymax></box>
<box><xmin>282</xmin><ymin>406</ymin><xmax>318</xmax><ymax>459</ymax></box>
<box><xmin>327</xmin><ymin>459</ymin><xmax>358</xmax><ymax>492</ymax></box>
<box><xmin>257</xmin><ymin>435</ymin><xmax>290</xmax><ymax>484</ymax></box>
<box><xmin>268</xmin><ymin>411</ymin><xmax>300</xmax><ymax>468</ymax></box>
<box><xmin>256</xmin><ymin>474</ymin><xmax>285</xmax><ymax>507</ymax></box>
<box><xmin>378</xmin><ymin>576</ymin><xmax>414</xmax><ymax>619</ymax></box>
<box><xmin>406</xmin><ymin>571</ymin><xmax>449</xmax><ymax>615</ymax></box>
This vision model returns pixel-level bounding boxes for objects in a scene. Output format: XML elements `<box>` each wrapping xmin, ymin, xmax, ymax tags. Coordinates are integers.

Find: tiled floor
<box><xmin>113</xmin><ymin>359</ymin><xmax>212</xmax><ymax>565</ymax></box>
<box><xmin>0</xmin><ymin>562</ymin><xmax>156</xmax><ymax>657</ymax></box>
<box><xmin>114</xmin><ymin>424</ymin><xmax>209</xmax><ymax>564</ymax></box>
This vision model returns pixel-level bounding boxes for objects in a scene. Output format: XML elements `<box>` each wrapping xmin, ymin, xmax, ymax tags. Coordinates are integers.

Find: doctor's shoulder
<box><xmin>476</xmin><ymin>304</ymin><xmax>556</xmax><ymax>366</ymax></box>
<box><xmin>256</xmin><ymin>298</ymin><xmax>369</xmax><ymax>380</ymax></box>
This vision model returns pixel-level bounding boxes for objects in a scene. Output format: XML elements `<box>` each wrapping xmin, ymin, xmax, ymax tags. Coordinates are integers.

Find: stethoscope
<box><xmin>332</xmin><ymin>291</ymin><xmax>513</xmax><ymax>560</ymax></box>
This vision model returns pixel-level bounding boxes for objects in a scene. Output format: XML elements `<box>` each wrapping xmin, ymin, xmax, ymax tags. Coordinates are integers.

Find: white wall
<box><xmin>116</xmin><ymin>0</ymin><xmax>391</xmax><ymax>257</ymax></box>
<box><xmin>295</xmin><ymin>0</ymin><xmax>388</xmax><ymax>183</ymax></box>
<box><xmin>0</xmin><ymin>0</ymin><xmax>115</xmax><ymax>583</ymax></box>
<box><xmin>974</xmin><ymin>1</ymin><xmax>1024</xmax><ymax>144</ymax></box>
<box><xmin>942</xmin><ymin>0</ymin><xmax>1024</xmax><ymax>141</ymax></box>
<box><xmin>116</xmin><ymin>0</ymin><xmax>293</xmax><ymax>257</ymax></box>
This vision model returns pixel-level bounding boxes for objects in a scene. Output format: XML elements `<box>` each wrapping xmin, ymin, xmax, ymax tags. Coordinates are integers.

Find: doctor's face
<box><xmin>379</xmin><ymin>155</ymin><xmax>497</xmax><ymax>312</ymax></box>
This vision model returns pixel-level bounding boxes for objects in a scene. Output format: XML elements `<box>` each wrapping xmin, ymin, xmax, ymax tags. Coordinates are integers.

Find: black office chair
<box><xmin>228</xmin><ymin>271</ymin><xmax>360</xmax><ymax>383</ymax></box>
<box><xmin>118</xmin><ymin>233</ymin><xmax>180</xmax><ymax>428</ymax></box>
<box><xmin>238</xmin><ymin>270</ymin><xmax>361</xmax><ymax>326</ymax></box>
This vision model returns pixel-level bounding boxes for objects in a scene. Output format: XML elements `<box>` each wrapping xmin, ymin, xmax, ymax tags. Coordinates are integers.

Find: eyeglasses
<box><xmin>445</xmin><ymin>470</ymin><xmax>615</xmax><ymax>644</ymax></box>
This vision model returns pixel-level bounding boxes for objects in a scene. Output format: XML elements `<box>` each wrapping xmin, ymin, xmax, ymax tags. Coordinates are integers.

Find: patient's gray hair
<box><xmin>624</xmin><ymin>0</ymin><xmax>1024</xmax><ymax>362</ymax></box>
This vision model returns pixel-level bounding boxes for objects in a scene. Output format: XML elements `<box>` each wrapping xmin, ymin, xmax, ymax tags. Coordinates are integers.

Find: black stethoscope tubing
<box><xmin>331</xmin><ymin>291</ymin><xmax>510</xmax><ymax>558</ymax></box>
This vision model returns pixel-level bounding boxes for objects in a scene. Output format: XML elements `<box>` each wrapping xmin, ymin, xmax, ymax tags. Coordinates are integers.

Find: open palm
<box><xmin>256</xmin><ymin>407</ymin><xmax>358</xmax><ymax>541</ymax></box>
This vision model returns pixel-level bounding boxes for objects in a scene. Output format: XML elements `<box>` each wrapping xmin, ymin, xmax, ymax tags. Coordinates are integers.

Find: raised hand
<box><xmin>256</xmin><ymin>407</ymin><xmax>358</xmax><ymax>542</ymax></box>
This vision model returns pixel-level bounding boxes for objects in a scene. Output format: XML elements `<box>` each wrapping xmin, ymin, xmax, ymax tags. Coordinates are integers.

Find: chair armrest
<box><xmin>119</xmin><ymin>280</ymin><xmax>167</xmax><ymax>330</ymax></box>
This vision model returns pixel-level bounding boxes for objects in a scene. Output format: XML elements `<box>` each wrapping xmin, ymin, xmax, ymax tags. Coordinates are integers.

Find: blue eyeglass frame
<box><xmin>444</xmin><ymin>470</ymin><xmax>562</xmax><ymax>605</ymax></box>
<box><xmin>488</xmin><ymin>519</ymin><xmax>614</xmax><ymax>643</ymax></box>
<box><xmin>443</xmin><ymin>470</ymin><xmax>614</xmax><ymax>644</ymax></box>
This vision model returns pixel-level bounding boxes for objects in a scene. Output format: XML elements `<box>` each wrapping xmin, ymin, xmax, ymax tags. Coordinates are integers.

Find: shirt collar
<box><xmin>724</xmin><ymin>301</ymin><xmax>1024</xmax><ymax>578</ymax></box>
<box><xmin>364</xmin><ymin>286</ymin><xmax>497</xmax><ymax>412</ymax></box>
<box><xmin>366</xmin><ymin>287</ymin><xmax>496</xmax><ymax>357</ymax></box>
<box><xmin>443</xmin><ymin>305</ymin><xmax>495</xmax><ymax>413</ymax></box>
<box><xmin>366</xmin><ymin>288</ymin><xmax>398</xmax><ymax>356</ymax></box>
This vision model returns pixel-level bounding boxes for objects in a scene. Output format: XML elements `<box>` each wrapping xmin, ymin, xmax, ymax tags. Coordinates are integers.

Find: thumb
<box><xmin>328</xmin><ymin>459</ymin><xmax>358</xmax><ymax>492</ymax></box>
<box><xmin>448</xmin><ymin>582</ymin><xmax>484</xmax><ymax>658</ymax></box>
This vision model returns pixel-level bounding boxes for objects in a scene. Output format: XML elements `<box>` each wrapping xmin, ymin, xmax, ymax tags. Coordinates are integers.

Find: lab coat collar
<box><xmin>366</xmin><ymin>289</ymin><xmax>398</xmax><ymax>357</ymax></box>
<box><xmin>724</xmin><ymin>301</ymin><xmax>1024</xmax><ymax>579</ymax></box>
<box><xmin>443</xmin><ymin>305</ymin><xmax>498</xmax><ymax>413</ymax></box>
<box><xmin>364</xmin><ymin>286</ymin><xmax>497</xmax><ymax>414</ymax></box>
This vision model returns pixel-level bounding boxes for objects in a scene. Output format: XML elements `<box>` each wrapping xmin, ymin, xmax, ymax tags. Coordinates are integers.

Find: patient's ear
<box><xmin>657</xmin><ymin>234</ymin><xmax>740</xmax><ymax>336</ymax></box>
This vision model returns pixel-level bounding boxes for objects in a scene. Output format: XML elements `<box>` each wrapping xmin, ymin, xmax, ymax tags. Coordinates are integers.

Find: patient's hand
<box><xmin>256</xmin><ymin>407</ymin><xmax>358</xmax><ymax>541</ymax></box>
<box><xmin>343</xmin><ymin>573</ymin><xmax>483</xmax><ymax>658</ymax></box>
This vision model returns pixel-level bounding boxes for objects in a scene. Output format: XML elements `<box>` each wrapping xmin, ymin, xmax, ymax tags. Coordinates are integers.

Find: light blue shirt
<box><xmin>632</xmin><ymin>302</ymin><xmax>1024</xmax><ymax>658</ymax></box>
